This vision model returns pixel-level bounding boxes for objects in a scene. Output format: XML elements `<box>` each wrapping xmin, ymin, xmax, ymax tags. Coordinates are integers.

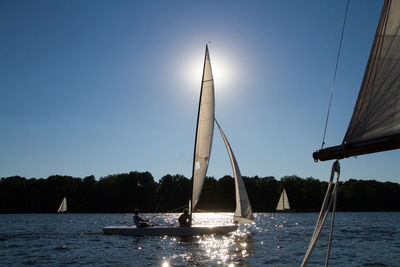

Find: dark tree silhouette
<box><xmin>1</xmin><ymin>172</ymin><xmax>399</xmax><ymax>213</ymax></box>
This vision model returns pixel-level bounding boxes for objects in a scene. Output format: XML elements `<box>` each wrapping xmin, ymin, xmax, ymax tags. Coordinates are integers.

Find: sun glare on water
<box><xmin>192</xmin><ymin>212</ymin><xmax>233</xmax><ymax>225</ymax></box>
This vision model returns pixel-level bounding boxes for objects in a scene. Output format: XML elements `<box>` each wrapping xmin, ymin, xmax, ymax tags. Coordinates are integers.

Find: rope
<box><xmin>301</xmin><ymin>160</ymin><xmax>340</xmax><ymax>267</ymax></box>
<box><xmin>166</xmin><ymin>204</ymin><xmax>189</xmax><ymax>213</ymax></box>
<box><xmin>325</xmin><ymin>173</ymin><xmax>339</xmax><ymax>266</ymax></box>
<box><xmin>321</xmin><ymin>0</ymin><xmax>350</xmax><ymax>149</ymax></box>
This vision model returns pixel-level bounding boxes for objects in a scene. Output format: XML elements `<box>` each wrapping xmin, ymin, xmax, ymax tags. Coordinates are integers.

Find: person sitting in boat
<box><xmin>178</xmin><ymin>208</ymin><xmax>191</xmax><ymax>227</ymax></box>
<box><xmin>133</xmin><ymin>209</ymin><xmax>149</xmax><ymax>227</ymax></box>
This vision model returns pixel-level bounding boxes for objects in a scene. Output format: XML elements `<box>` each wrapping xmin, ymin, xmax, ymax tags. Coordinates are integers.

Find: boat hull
<box><xmin>103</xmin><ymin>224</ymin><xmax>238</xmax><ymax>236</ymax></box>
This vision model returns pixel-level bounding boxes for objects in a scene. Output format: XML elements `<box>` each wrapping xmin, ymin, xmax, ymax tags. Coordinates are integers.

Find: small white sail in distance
<box><xmin>57</xmin><ymin>197</ymin><xmax>67</xmax><ymax>213</ymax></box>
<box><xmin>215</xmin><ymin>119</ymin><xmax>254</xmax><ymax>224</ymax></box>
<box><xmin>276</xmin><ymin>188</ymin><xmax>291</xmax><ymax>211</ymax></box>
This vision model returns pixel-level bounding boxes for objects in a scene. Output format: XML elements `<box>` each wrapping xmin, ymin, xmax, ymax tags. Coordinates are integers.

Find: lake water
<box><xmin>0</xmin><ymin>212</ymin><xmax>399</xmax><ymax>266</ymax></box>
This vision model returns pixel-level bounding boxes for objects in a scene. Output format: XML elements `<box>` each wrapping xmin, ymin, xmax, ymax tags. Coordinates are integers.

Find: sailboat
<box><xmin>275</xmin><ymin>188</ymin><xmax>291</xmax><ymax>212</ymax></box>
<box><xmin>103</xmin><ymin>45</ymin><xmax>254</xmax><ymax>236</ymax></box>
<box><xmin>57</xmin><ymin>197</ymin><xmax>67</xmax><ymax>213</ymax></box>
<box><xmin>302</xmin><ymin>0</ymin><xmax>400</xmax><ymax>265</ymax></box>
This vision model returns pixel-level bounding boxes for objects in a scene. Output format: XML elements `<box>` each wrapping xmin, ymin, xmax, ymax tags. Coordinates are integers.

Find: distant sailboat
<box><xmin>303</xmin><ymin>0</ymin><xmax>400</xmax><ymax>266</ymax></box>
<box><xmin>57</xmin><ymin>197</ymin><xmax>67</xmax><ymax>213</ymax></box>
<box><xmin>275</xmin><ymin>188</ymin><xmax>291</xmax><ymax>212</ymax></box>
<box><xmin>103</xmin><ymin>45</ymin><xmax>254</xmax><ymax>236</ymax></box>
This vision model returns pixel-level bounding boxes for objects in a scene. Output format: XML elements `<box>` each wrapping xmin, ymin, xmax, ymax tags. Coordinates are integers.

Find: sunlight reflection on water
<box><xmin>150</xmin><ymin>213</ymin><xmax>250</xmax><ymax>266</ymax></box>
<box><xmin>145</xmin><ymin>212</ymin><xmax>256</xmax><ymax>266</ymax></box>
<box><xmin>1</xmin><ymin>212</ymin><xmax>399</xmax><ymax>266</ymax></box>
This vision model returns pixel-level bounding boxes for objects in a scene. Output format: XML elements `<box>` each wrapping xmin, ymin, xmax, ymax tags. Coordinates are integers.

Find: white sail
<box><xmin>192</xmin><ymin>45</ymin><xmax>215</xmax><ymax>211</ymax></box>
<box><xmin>276</xmin><ymin>188</ymin><xmax>291</xmax><ymax>211</ymax></box>
<box><xmin>215</xmin><ymin>119</ymin><xmax>254</xmax><ymax>224</ymax></box>
<box><xmin>57</xmin><ymin>197</ymin><xmax>67</xmax><ymax>213</ymax></box>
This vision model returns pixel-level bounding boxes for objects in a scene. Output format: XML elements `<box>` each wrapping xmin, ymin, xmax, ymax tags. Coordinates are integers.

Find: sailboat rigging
<box><xmin>103</xmin><ymin>45</ymin><xmax>254</xmax><ymax>236</ymax></box>
<box><xmin>303</xmin><ymin>0</ymin><xmax>400</xmax><ymax>265</ymax></box>
<box><xmin>189</xmin><ymin>45</ymin><xmax>254</xmax><ymax>225</ymax></box>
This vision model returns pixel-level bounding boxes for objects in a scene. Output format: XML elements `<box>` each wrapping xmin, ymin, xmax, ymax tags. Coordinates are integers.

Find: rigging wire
<box><xmin>321</xmin><ymin>0</ymin><xmax>350</xmax><ymax>149</ymax></box>
<box><xmin>166</xmin><ymin>204</ymin><xmax>190</xmax><ymax>213</ymax></box>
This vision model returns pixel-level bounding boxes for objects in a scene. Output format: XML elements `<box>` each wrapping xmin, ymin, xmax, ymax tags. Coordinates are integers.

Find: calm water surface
<box><xmin>0</xmin><ymin>212</ymin><xmax>399</xmax><ymax>266</ymax></box>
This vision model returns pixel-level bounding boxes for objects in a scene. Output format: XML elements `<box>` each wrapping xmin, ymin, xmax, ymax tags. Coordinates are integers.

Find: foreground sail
<box><xmin>304</xmin><ymin>1</ymin><xmax>400</xmax><ymax>265</ymax></box>
<box><xmin>276</xmin><ymin>188</ymin><xmax>291</xmax><ymax>211</ymax></box>
<box><xmin>215</xmin><ymin>119</ymin><xmax>254</xmax><ymax>224</ymax></box>
<box><xmin>57</xmin><ymin>197</ymin><xmax>67</xmax><ymax>213</ymax></box>
<box><xmin>313</xmin><ymin>0</ymin><xmax>400</xmax><ymax>161</ymax></box>
<box><xmin>191</xmin><ymin>45</ymin><xmax>215</xmax><ymax>211</ymax></box>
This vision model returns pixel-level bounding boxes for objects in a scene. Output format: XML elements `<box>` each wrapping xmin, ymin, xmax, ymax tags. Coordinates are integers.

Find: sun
<box><xmin>210</xmin><ymin>53</ymin><xmax>235</xmax><ymax>91</ymax></box>
<box><xmin>182</xmin><ymin>46</ymin><xmax>237</xmax><ymax>96</ymax></box>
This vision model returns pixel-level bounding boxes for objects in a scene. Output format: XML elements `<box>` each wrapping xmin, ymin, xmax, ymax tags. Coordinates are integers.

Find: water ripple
<box><xmin>0</xmin><ymin>212</ymin><xmax>399</xmax><ymax>265</ymax></box>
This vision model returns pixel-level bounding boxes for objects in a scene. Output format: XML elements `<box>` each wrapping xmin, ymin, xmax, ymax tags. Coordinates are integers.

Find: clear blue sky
<box><xmin>1</xmin><ymin>0</ymin><xmax>398</xmax><ymax>183</ymax></box>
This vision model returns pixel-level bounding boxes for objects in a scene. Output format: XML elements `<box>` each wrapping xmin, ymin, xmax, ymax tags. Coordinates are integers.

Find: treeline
<box><xmin>1</xmin><ymin>172</ymin><xmax>399</xmax><ymax>213</ymax></box>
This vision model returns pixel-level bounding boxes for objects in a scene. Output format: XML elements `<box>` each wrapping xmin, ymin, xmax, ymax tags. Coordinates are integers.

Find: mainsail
<box><xmin>276</xmin><ymin>188</ymin><xmax>291</xmax><ymax>211</ymax></box>
<box><xmin>57</xmin><ymin>197</ymin><xmax>67</xmax><ymax>213</ymax></box>
<box><xmin>313</xmin><ymin>0</ymin><xmax>400</xmax><ymax>161</ymax></box>
<box><xmin>191</xmin><ymin>45</ymin><xmax>215</xmax><ymax>211</ymax></box>
<box><xmin>215</xmin><ymin>119</ymin><xmax>254</xmax><ymax>224</ymax></box>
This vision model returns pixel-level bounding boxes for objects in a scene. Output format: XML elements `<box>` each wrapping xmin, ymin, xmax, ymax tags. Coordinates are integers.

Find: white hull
<box><xmin>103</xmin><ymin>224</ymin><xmax>238</xmax><ymax>236</ymax></box>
